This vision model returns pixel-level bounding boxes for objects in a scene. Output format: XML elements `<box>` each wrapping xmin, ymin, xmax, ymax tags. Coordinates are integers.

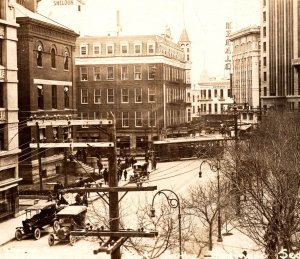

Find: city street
<box><xmin>0</xmin><ymin>159</ymin><xmax>208</xmax><ymax>259</ymax></box>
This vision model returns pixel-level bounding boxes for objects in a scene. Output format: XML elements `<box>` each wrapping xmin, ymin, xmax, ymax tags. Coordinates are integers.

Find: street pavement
<box><xmin>0</xmin><ymin>159</ymin><xmax>264</xmax><ymax>258</ymax></box>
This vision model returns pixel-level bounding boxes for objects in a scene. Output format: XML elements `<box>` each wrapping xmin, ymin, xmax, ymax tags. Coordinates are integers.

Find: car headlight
<box><xmin>29</xmin><ymin>226</ymin><xmax>32</xmax><ymax>231</ymax></box>
<box><xmin>59</xmin><ymin>219</ymin><xmax>63</xmax><ymax>224</ymax></box>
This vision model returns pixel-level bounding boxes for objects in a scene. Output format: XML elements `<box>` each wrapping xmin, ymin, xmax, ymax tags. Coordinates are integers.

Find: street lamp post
<box><xmin>150</xmin><ymin>189</ymin><xmax>182</xmax><ymax>259</ymax></box>
<box><xmin>199</xmin><ymin>160</ymin><xmax>223</xmax><ymax>242</ymax></box>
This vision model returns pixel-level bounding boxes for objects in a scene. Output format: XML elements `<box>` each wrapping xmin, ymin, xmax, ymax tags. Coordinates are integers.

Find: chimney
<box><xmin>18</xmin><ymin>0</ymin><xmax>38</xmax><ymax>13</ymax></box>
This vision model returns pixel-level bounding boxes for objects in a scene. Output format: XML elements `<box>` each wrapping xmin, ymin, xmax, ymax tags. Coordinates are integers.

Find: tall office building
<box><xmin>0</xmin><ymin>0</ymin><xmax>22</xmax><ymax>220</ymax></box>
<box><xmin>261</xmin><ymin>0</ymin><xmax>300</xmax><ymax>110</ymax></box>
<box><xmin>229</xmin><ymin>26</ymin><xmax>260</xmax><ymax>109</ymax></box>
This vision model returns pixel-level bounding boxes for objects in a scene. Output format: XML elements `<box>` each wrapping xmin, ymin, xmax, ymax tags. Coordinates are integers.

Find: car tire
<box><xmin>69</xmin><ymin>235</ymin><xmax>76</xmax><ymax>246</ymax></box>
<box><xmin>15</xmin><ymin>229</ymin><xmax>22</xmax><ymax>241</ymax></box>
<box><xmin>48</xmin><ymin>233</ymin><xmax>55</xmax><ymax>246</ymax></box>
<box><xmin>53</xmin><ymin>220</ymin><xmax>60</xmax><ymax>232</ymax></box>
<box><xmin>34</xmin><ymin>228</ymin><xmax>41</xmax><ymax>240</ymax></box>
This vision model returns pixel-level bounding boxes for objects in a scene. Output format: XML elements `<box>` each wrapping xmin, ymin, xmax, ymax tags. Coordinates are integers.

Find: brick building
<box><xmin>75</xmin><ymin>29</ymin><xmax>191</xmax><ymax>154</ymax></box>
<box><xmin>16</xmin><ymin>1</ymin><xmax>78</xmax><ymax>183</ymax></box>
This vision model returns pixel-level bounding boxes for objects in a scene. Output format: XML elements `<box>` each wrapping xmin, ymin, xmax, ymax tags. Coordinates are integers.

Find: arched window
<box><xmin>64</xmin><ymin>86</ymin><xmax>70</xmax><ymax>108</ymax></box>
<box><xmin>64</xmin><ymin>50</ymin><xmax>69</xmax><ymax>70</ymax></box>
<box><xmin>37</xmin><ymin>43</ymin><xmax>43</xmax><ymax>67</ymax></box>
<box><xmin>51</xmin><ymin>48</ymin><xmax>56</xmax><ymax>68</ymax></box>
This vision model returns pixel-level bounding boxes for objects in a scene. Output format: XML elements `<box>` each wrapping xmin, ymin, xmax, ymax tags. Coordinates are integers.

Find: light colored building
<box><xmin>75</xmin><ymin>28</ymin><xmax>191</xmax><ymax>152</ymax></box>
<box><xmin>229</xmin><ymin>26</ymin><xmax>260</xmax><ymax>110</ymax></box>
<box><xmin>261</xmin><ymin>0</ymin><xmax>300</xmax><ymax>110</ymax></box>
<box><xmin>0</xmin><ymin>0</ymin><xmax>22</xmax><ymax>220</ymax></box>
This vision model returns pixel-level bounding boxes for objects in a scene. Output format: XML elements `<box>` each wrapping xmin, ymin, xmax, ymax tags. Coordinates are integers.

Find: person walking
<box><xmin>123</xmin><ymin>169</ymin><xmax>128</xmax><ymax>181</ymax></box>
<box><xmin>103</xmin><ymin>168</ymin><xmax>109</xmax><ymax>185</ymax></box>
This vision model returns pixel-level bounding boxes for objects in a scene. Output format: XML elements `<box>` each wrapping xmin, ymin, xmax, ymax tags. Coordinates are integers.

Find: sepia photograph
<box><xmin>0</xmin><ymin>0</ymin><xmax>297</xmax><ymax>258</ymax></box>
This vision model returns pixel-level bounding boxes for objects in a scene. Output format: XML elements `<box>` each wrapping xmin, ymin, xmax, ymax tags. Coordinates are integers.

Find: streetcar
<box><xmin>153</xmin><ymin>134</ymin><xmax>225</xmax><ymax>162</ymax></box>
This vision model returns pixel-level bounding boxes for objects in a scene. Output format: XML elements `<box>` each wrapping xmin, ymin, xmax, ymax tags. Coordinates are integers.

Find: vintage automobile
<box><xmin>48</xmin><ymin>205</ymin><xmax>87</xmax><ymax>246</ymax></box>
<box><xmin>15</xmin><ymin>201</ymin><xmax>60</xmax><ymax>241</ymax></box>
<box><xmin>129</xmin><ymin>161</ymin><xmax>149</xmax><ymax>182</ymax></box>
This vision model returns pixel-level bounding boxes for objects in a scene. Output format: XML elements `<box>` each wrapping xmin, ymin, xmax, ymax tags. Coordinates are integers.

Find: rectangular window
<box><xmin>81</xmin><ymin>89</ymin><xmax>88</xmax><ymax>104</ymax></box>
<box><xmin>37</xmin><ymin>85</ymin><xmax>44</xmax><ymax>109</ymax></box>
<box><xmin>94</xmin><ymin>89</ymin><xmax>101</xmax><ymax>103</ymax></box>
<box><xmin>208</xmin><ymin>90</ymin><xmax>211</xmax><ymax>99</ymax></box>
<box><xmin>122</xmin><ymin>112</ymin><xmax>129</xmax><ymax>127</ymax></box>
<box><xmin>220</xmin><ymin>89</ymin><xmax>224</xmax><ymax>98</ymax></box>
<box><xmin>148</xmin><ymin>43</ymin><xmax>155</xmax><ymax>54</ymax></box>
<box><xmin>93</xmin><ymin>45</ymin><xmax>100</xmax><ymax>55</ymax></box>
<box><xmin>135</xmin><ymin>111</ymin><xmax>143</xmax><ymax>127</ymax></box>
<box><xmin>263</xmin><ymin>72</ymin><xmax>267</xmax><ymax>81</ymax></box>
<box><xmin>263</xmin><ymin>11</ymin><xmax>266</xmax><ymax>22</ymax></box>
<box><xmin>80</xmin><ymin>45</ymin><xmax>88</xmax><ymax>56</ymax></box>
<box><xmin>121</xmin><ymin>66</ymin><xmax>128</xmax><ymax>80</ymax></box>
<box><xmin>107</xmin><ymin>44</ymin><xmax>114</xmax><ymax>55</ymax></box>
<box><xmin>214</xmin><ymin>89</ymin><xmax>218</xmax><ymax>98</ymax></box>
<box><xmin>263</xmin><ymin>27</ymin><xmax>266</xmax><ymax>37</ymax></box>
<box><xmin>121</xmin><ymin>89</ymin><xmax>129</xmax><ymax>103</ymax></box>
<box><xmin>121</xmin><ymin>44</ymin><xmax>128</xmax><ymax>54</ymax></box>
<box><xmin>214</xmin><ymin>103</ymin><xmax>218</xmax><ymax>113</ymax></box>
<box><xmin>81</xmin><ymin>67</ymin><xmax>88</xmax><ymax>81</ymax></box>
<box><xmin>107</xmin><ymin>89</ymin><xmax>114</xmax><ymax>103</ymax></box>
<box><xmin>64</xmin><ymin>86</ymin><xmax>69</xmax><ymax>108</ymax></box>
<box><xmin>148</xmin><ymin>111</ymin><xmax>156</xmax><ymax>127</ymax></box>
<box><xmin>52</xmin><ymin>85</ymin><xmax>57</xmax><ymax>109</ymax></box>
<box><xmin>93</xmin><ymin>67</ymin><xmax>101</xmax><ymax>81</ymax></box>
<box><xmin>107</xmin><ymin>66</ymin><xmax>114</xmax><ymax>80</ymax></box>
<box><xmin>148</xmin><ymin>88</ymin><xmax>156</xmax><ymax>102</ymax></box>
<box><xmin>135</xmin><ymin>88</ymin><xmax>142</xmax><ymax>103</ymax></box>
<box><xmin>263</xmin><ymin>57</ymin><xmax>267</xmax><ymax>66</ymax></box>
<box><xmin>134</xmin><ymin>65</ymin><xmax>142</xmax><ymax>80</ymax></box>
<box><xmin>134</xmin><ymin>44</ymin><xmax>141</xmax><ymax>54</ymax></box>
<box><xmin>263</xmin><ymin>42</ymin><xmax>266</xmax><ymax>52</ymax></box>
<box><xmin>148</xmin><ymin>65</ymin><xmax>156</xmax><ymax>80</ymax></box>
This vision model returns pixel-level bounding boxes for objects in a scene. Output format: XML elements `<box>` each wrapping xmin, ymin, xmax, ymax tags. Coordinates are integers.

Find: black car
<box><xmin>15</xmin><ymin>201</ymin><xmax>60</xmax><ymax>240</ymax></box>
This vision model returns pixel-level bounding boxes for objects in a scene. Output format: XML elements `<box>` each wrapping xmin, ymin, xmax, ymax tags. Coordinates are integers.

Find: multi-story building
<box><xmin>261</xmin><ymin>0</ymin><xmax>300</xmax><ymax>110</ymax></box>
<box><xmin>75</xmin><ymin>29</ymin><xmax>191</xmax><ymax>153</ymax></box>
<box><xmin>16</xmin><ymin>1</ymin><xmax>78</xmax><ymax>183</ymax></box>
<box><xmin>229</xmin><ymin>26</ymin><xmax>260</xmax><ymax>110</ymax></box>
<box><xmin>197</xmin><ymin>79</ymin><xmax>232</xmax><ymax>116</ymax></box>
<box><xmin>0</xmin><ymin>0</ymin><xmax>22</xmax><ymax>221</ymax></box>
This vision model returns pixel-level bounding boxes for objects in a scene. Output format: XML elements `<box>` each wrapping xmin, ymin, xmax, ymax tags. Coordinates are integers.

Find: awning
<box><xmin>0</xmin><ymin>183</ymin><xmax>18</xmax><ymax>192</ymax></box>
<box><xmin>239</xmin><ymin>125</ymin><xmax>252</xmax><ymax>131</ymax></box>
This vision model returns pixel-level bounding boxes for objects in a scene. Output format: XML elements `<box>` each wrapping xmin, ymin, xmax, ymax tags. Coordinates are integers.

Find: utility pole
<box><xmin>35</xmin><ymin>122</ymin><xmax>43</xmax><ymax>191</ymax></box>
<box><xmin>108</xmin><ymin>112</ymin><xmax>120</xmax><ymax>259</ymax></box>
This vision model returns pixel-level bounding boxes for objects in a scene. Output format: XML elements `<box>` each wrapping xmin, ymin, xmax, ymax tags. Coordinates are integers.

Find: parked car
<box><xmin>48</xmin><ymin>205</ymin><xmax>87</xmax><ymax>246</ymax></box>
<box><xmin>15</xmin><ymin>201</ymin><xmax>60</xmax><ymax>241</ymax></box>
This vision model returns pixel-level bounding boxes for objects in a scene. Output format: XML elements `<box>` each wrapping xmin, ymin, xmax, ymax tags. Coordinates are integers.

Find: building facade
<box><xmin>0</xmin><ymin>0</ymin><xmax>22</xmax><ymax>221</ymax></box>
<box><xmin>75</xmin><ymin>30</ymin><xmax>191</xmax><ymax>153</ymax></box>
<box><xmin>16</xmin><ymin>1</ymin><xmax>78</xmax><ymax>183</ymax></box>
<box><xmin>261</xmin><ymin>0</ymin><xmax>300</xmax><ymax>110</ymax></box>
<box><xmin>229</xmin><ymin>26</ymin><xmax>261</xmax><ymax>110</ymax></box>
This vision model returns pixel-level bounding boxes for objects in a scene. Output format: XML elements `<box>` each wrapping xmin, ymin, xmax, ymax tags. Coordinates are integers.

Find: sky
<box><xmin>39</xmin><ymin>0</ymin><xmax>260</xmax><ymax>83</ymax></box>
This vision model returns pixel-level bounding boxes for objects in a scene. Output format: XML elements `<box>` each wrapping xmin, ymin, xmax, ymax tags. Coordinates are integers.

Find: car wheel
<box><xmin>34</xmin><ymin>228</ymin><xmax>41</xmax><ymax>240</ymax></box>
<box><xmin>53</xmin><ymin>220</ymin><xmax>60</xmax><ymax>232</ymax></box>
<box><xmin>48</xmin><ymin>233</ymin><xmax>55</xmax><ymax>246</ymax></box>
<box><xmin>15</xmin><ymin>229</ymin><xmax>22</xmax><ymax>241</ymax></box>
<box><xmin>69</xmin><ymin>235</ymin><xmax>76</xmax><ymax>246</ymax></box>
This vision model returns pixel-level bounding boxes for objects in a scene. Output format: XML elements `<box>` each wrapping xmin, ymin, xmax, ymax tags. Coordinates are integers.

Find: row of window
<box><xmin>36</xmin><ymin>42</ymin><xmax>70</xmax><ymax>70</ymax></box>
<box><xmin>37</xmin><ymin>85</ymin><xmax>70</xmax><ymax>110</ymax></box>
<box><xmin>80</xmin><ymin>111</ymin><xmax>157</xmax><ymax>128</ymax></box>
<box><xmin>79</xmin><ymin>65</ymin><xmax>186</xmax><ymax>82</ymax></box>
<box><xmin>80</xmin><ymin>65</ymin><xmax>156</xmax><ymax>81</ymax></box>
<box><xmin>80</xmin><ymin>42</ymin><xmax>156</xmax><ymax>56</ymax></box>
<box><xmin>80</xmin><ymin>88</ymin><xmax>156</xmax><ymax>104</ymax></box>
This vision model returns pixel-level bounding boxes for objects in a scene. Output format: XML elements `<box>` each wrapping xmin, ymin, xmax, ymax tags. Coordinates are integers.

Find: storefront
<box><xmin>0</xmin><ymin>180</ymin><xmax>20</xmax><ymax>221</ymax></box>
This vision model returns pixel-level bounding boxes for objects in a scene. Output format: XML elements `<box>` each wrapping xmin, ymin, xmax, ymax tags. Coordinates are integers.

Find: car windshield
<box><xmin>26</xmin><ymin>209</ymin><xmax>41</xmax><ymax>219</ymax></box>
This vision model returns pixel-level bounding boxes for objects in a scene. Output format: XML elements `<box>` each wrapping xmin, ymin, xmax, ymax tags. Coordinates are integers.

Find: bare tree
<box><xmin>182</xmin><ymin>179</ymin><xmax>233</xmax><ymax>251</ymax></box>
<box><xmin>222</xmin><ymin>111</ymin><xmax>300</xmax><ymax>258</ymax></box>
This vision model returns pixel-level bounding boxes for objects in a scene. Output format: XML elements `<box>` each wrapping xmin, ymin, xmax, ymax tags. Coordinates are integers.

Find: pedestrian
<box><xmin>75</xmin><ymin>193</ymin><xmax>81</xmax><ymax>205</ymax></box>
<box><xmin>123</xmin><ymin>169</ymin><xmax>128</xmax><ymax>181</ymax></box>
<box><xmin>97</xmin><ymin>159</ymin><xmax>103</xmax><ymax>171</ymax></box>
<box><xmin>103</xmin><ymin>168</ymin><xmax>109</xmax><ymax>185</ymax></box>
<box><xmin>118</xmin><ymin>168</ymin><xmax>122</xmax><ymax>181</ymax></box>
<box><xmin>82</xmin><ymin>193</ymin><xmax>88</xmax><ymax>207</ymax></box>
